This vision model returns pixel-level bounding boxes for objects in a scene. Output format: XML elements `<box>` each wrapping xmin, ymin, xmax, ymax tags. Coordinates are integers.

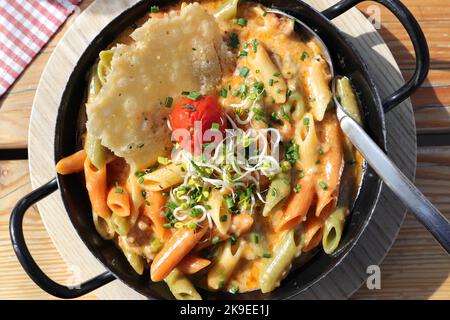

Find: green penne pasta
<box><xmin>97</xmin><ymin>49</ymin><xmax>113</xmax><ymax>85</ymax></box>
<box><xmin>92</xmin><ymin>213</ymin><xmax>115</xmax><ymax>240</ymax></box>
<box><xmin>336</xmin><ymin>76</ymin><xmax>363</xmax><ymax>126</ymax></box>
<box><xmin>123</xmin><ymin>249</ymin><xmax>145</xmax><ymax>275</ymax></box>
<box><xmin>165</xmin><ymin>268</ymin><xmax>202</xmax><ymax>300</ymax></box>
<box><xmin>84</xmin><ymin>133</ymin><xmax>107</xmax><ymax>169</ymax></box>
<box><xmin>322</xmin><ymin>207</ymin><xmax>346</xmax><ymax>255</ymax></box>
<box><xmin>110</xmin><ymin>213</ymin><xmax>131</xmax><ymax>236</ymax></box>
<box><xmin>259</xmin><ymin>230</ymin><xmax>303</xmax><ymax>293</ymax></box>
<box><xmin>262</xmin><ymin>172</ymin><xmax>291</xmax><ymax>216</ymax></box>
<box><xmin>213</xmin><ymin>0</ymin><xmax>239</xmax><ymax>20</ymax></box>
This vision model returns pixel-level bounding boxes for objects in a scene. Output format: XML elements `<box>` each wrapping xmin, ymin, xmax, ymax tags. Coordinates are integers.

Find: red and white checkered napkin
<box><xmin>0</xmin><ymin>0</ymin><xmax>81</xmax><ymax>97</ymax></box>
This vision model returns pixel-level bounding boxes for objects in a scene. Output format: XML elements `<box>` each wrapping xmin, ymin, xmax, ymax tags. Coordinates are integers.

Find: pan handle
<box><xmin>9</xmin><ymin>178</ymin><xmax>115</xmax><ymax>299</ymax></box>
<box><xmin>322</xmin><ymin>0</ymin><xmax>429</xmax><ymax>113</ymax></box>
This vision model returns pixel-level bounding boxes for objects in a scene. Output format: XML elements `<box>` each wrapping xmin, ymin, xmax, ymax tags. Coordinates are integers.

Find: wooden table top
<box><xmin>0</xmin><ymin>0</ymin><xmax>448</xmax><ymax>300</ymax></box>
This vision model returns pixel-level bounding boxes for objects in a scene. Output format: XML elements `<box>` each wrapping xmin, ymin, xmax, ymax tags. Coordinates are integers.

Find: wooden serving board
<box><xmin>28</xmin><ymin>0</ymin><xmax>416</xmax><ymax>299</ymax></box>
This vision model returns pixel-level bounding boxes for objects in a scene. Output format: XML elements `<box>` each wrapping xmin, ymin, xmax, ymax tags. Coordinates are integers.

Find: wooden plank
<box><xmin>0</xmin><ymin>160</ymin><xmax>93</xmax><ymax>299</ymax></box>
<box><xmin>353</xmin><ymin>146</ymin><xmax>450</xmax><ymax>300</ymax></box>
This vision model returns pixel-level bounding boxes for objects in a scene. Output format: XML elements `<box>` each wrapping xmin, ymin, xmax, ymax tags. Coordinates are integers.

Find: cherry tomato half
<box><xmin>169</xmin><ymin>95</ymin><xmax>227</xmax><ymax>154</ymax></box>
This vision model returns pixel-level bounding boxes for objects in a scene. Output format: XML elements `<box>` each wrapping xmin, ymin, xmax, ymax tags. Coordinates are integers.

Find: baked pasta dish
<box><xmin>56</xmin><ymin>0</ymin><xmax>364</xmax><ymax>299</ymax></box>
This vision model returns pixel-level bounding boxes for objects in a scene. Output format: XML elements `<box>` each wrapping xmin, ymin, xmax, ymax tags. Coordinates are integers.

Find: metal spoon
<box><xmin>267</xmin><ymin>9</ymin><xmax>450</xmax><ymax>253</ymax></box>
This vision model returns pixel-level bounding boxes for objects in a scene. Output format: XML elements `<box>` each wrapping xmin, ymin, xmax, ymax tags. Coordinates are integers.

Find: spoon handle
<box><xmin>339</xmin><ymin>115</ymin><xmax>450</xmax><ymax>254</ymax></box>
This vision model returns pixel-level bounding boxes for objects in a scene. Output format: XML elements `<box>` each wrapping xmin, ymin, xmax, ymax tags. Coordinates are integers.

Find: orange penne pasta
<box><xmin>106</xmin><ymin>185</ymin><xmax>131</xmax><ymax>217</ymax></box>
<box><xmin>303</xmin><ymin>216</ymin><xmax>324</xmax><ymax>252</ymax></box>
<box><xmin>315</xmin><ymin>114</ymin><xmax>344</xmax><ymax>218</ymax></box>
<box><xmin>56</xmin><ymin>150</ymin><xmax>87</xmax><ymax>175</ymax></box>
<box><xmin>151</xmin><ymin>227</ymin><xmax>207</xmax><ymax>282</ymax></box>
<box><xmin>230</xmin><ymin>213</ymin><xmax>254</xmax><ymax>236</ymax></box>
<box><xmin>84</xmin><ymin>157</ymin><xmax>110</xmax><ymax>219</ymax></box>
<box><xmin>143</xmin><ymin>191</ymin><xmax>171</xmax><ymax>242</ymax></box>
<box><xmin>276</xmin><ymin>175</ymin><xmax>315</xmax><ymax>232</ymax></box>
<box><xmin>176</xmin><ymin>255</ymin><xmax>211</xmax><ymax>275</ymax></box>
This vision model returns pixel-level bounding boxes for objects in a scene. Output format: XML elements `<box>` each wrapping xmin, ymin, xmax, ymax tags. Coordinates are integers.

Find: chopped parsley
<box><xmin>319</xmin><ymin>181</ymin><xmax>328</xmax><ymax>190</ymax></box>
<box><xmin>301</xmin><ymin>51</ymin><xmax>310</xmax><ymax>61</ymax></box>
<box><xmin>239</xmin><ymin>66</ymin><xmax>250</xmax><ymax>77</ymax></box>
<box><xmin>187</xmin><ymin>91</ymin><xmax>202</xmax><ymax>101</ymax></box>
<box><xmin>220</xmin><ymin>88</ymin><xmax>228</xmax><ymax>98</ymax></box>
<box><xmin>237</xmin><ymin>18</ymin><xmax>247</xmax><ymax>27</ymax></box>
<box><xmin>164</xmin><ymin>96</ymin><xmax>173</xmax><ymax>107</ymax></box>
<box><xmin>212</xmin><ymin>236</ymin><xmax>220</xmax><ymax>245</ymax></box>
<box><xmin>229</xmin><ymin>33</ymin><xmax>240</xmax><ymax>48</ymax></box>
<box><xmin>285</xmin><ymin>140</ymin><xmax>299</xmax><ymax>165</ymax></box>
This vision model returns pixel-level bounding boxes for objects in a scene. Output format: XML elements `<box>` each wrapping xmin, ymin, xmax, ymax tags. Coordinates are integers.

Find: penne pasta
<box><xmin>110</xmin><ymin>212</ymin><xmax>131</xmax><ymax>236</ymax></box>
<box><xmin>315</xmin><ymin>113</ymin><xmax>344</xmax><ymax>218</ymax></box>
<box><xmin>143</xmin><ymin>191</ymin><xmax>171</xmax><ymax>242</ymax></box>
<box><xmin>106</xmin><ymin>185</ymin><xmax>131</xmax><ymax>217</ymax></box>
<box><xmin>177</xmin><ymin>255</ymin><xmax>211</xmax><ymax>275</ymax></box>
<box><xmin>97</xmin><ymin>49</ymin><xmax>113</xmax><ymax>85</ymax></box>
<box><xmin>322</xmin><ymin>207</ymin><xmax>346</xmax><ymax>254</ymax></box>
<box><xmin>207</xmin><ymin>189</ymin><xmax>231</xmax><ymax>235</ymax></box>
<box><xmin>276</xmin><ymin>175</ymin><xmax>315</xmax><ymax>232</ymax></box>
<box><xmin>263</xmin><ymin>172</ymin><xmax>291</xmax><ymax>217</ymax></box>
<box><xmin>207</xmin><ymin>239</ymin><xmax>245</xmax><ymax>290</ymax></box>
<box><xmin>295</xmin><ymin>113</ymin><xmax>321</xmax><ymax>173</ymax></box>
<box><xmin>259</xmin><ymin>230</ymin><xmax>303</xmax><ymax>293</ymax></box>
<box><xmin>84</xmin><ymin>157</ymin><xmax>110</xmax><ymax>219</ymax></box>
<box><xmin>164</xmin><ymin>268</ymin><xmax>202</xmax><ymax>300</ymax></box>
<box><xmin>92</xmin><ymin>213</ymin><xmax>115</xmax><ymax>240</ymax></box>
<box><xmin>84</xmin><ymin>133</ymin><xmax>107</xmax><ymax>170</ymax></box>
<box><xmin>302</xmin><ymin>217</ymin><xmax>324</xmax><ymax>252</ymax></box>
<box><xmin>213</xmin><ymin>0</ymin><xmax>239</xmax><ymax>20</ymax></box>
<box><xmin>142</xmin><ymin>162</ymin><xmax>185</xmax><ymax>191</ymax></box>
<box><xmin>151</xmin><ymin>227</ymin><xmax>207</xmax><ymax>282</ymax></box>
<box><xmin>335</xmin><ymin>76</ymin><xmax>363</xmax><ymax>126</ymax></box>
<box><xmin>247</xmin><ymin>43</ymin><xmax>287</xmax><ymax>104</ymax></box>
<box><xmin>56</xmin><ymin>150</ymin><xmax>87</xmax><ymax>175</ymax></box>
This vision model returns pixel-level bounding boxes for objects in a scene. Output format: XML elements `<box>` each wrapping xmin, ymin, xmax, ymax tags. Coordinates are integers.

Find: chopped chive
<box><xmin>293</xmin><ymin>184</ymin><xmax>301</xmax><ymax>193</ymax></box>
<box><xmin>218</xmin><ymin>280</ymin><xmax>226</xmax><ymax>289</ymax></box>
<box><xmin>230</xmin><ymin>233</ymin><xmax>237</xmax><ymax>245</ymax></box>
<box><xmin>145</xmin><ymin>200</ymin><xmax>151</xmax><ymax>206</ymax></box>
<box><xmin>162</xmin><ymin>191</ymin><xmax>170</xmax><ymax>197</ymax></box>
<box><xmin>230</xmin><ymin>285</ymin><xmax>240</xmax><ymax>294</ymax></box>
<box><xmin>163</xmin><ymin>223</ymin><xmax>172</xmax><ymax>229</ymax></box>
<box><xmin>150</xmin><ymin>5</ymin><xmax>159</xmax><ymax>13</ymax></box>
<box><xmin>239</xmin><ymin>50</ymin><xmax>248</xmax><ymax>57</ymax></box>
<box><xmin>273</xmin><ymin>72</ymin><xmax>281</xmax><ymax>77</ymax></box>
<box><xmin>252</xmin><ymin>39</ymin><xmax>259</xmax><ymax>53</ymax></box>
<box><xmin>303</xmin><ymin>117</ymin><xmax>310</xmax><ymax>126</ymax></box>
<box><xmin>301</xmin><ymin>51</ymin><xmax>309</xmax><ymax>61</ymax></box>
<box><xmin>212</xmin><ymin>236</ymin><xmax>220</xmax><ymax>245</ymax></box>
<box><xmin>319</xmin><ymin>181</ymin><xmax>328</xmax><ymax>190</ymax></box>
<box><xmin>135</xmin><ymin>171</ymin><xmax>145</xmax><ymax>178</ymax></box>
<box><xmin>187</xmin><ymin>91</ymin><xmax>202</xmax><ymax>101</ymax></box>
<box><xmin>220</xmin><ymin>88</ymin><xmax>228</xmax><ymax>98</ymax></box>
<box><xmin>229</xmin><ymin>33</ymin><xmax>240</xmax><ymax>48</ymax></box>
<box><xmin>268</xmin><ymin>78</ymin><xmax>274</xmax><ymax>86</ymax></box>
<box><xmin>211</xmin><ymin>122</ymin><xmax>220</xmax><ymax>131</ymax></box>
<box><xmin>220</xmin><ymin>215</ymin><xmax>228</xmax><ymax>222</ymax></box>
<box><xmin>237</xmin><ymin>18</ymin><xmax>247</xmax><ymax>27</ymax></box>
<box><xmin>181</xmin><ymin>91</ymin><xmax>190</xmax><ymax>95</ymax></box>
<box><xmin>137</xmin><ymin>177</ymin><xmax>144</xmax><ymax>184</ymax></box>
<box><xmin>319</xmin><ymin>148</ymin><xmax>324</xmax><ymax>155</ymax></box>
<box><xmin>253</xmin><ymin>234</ymin><xmax>259</xmax><ymax>244</ymax></box>
<box><xmin>239</xmin><ymin>66</ymin><xmax>250</xmax><ymax>77</ymax></box>
<box><xmin>262</xmin><ymin>11</ymin><xmax>267</xmax><ymax>17</ymax></box>
<box><xmin>315</xmin><ymin>159</ymin><xmax>321</xmax><ymax>164</ymax></box>
<box><xmin>141</xmin><ymin>190</ymin><xmax>147</xmax><ymax>198</ymax></box>
<box><xmin>262</xmin><ymin>252</ymin><xmax>272</xmax><ymax>258</ymax></box>
<box><xmin>298</xmin><ymin>170</ymin><xmax>305</xmax><ymax>179</ymax></box>
<box><xmin>348</xmin><ymin>159</ymin><xmax>357</xmax><ymax>165</ymax></box>
<box><xmin>137</xmin><ymin>143</ymin><xmax>144</xmax><ymax>148</ymax></box>
<box><xmin>115</xmin><ymin>187</ymin><xmax>123</xmax><ymax>194</ymax></box>
<box><xmin>192</xmin><ymin>47</ymin><xmax>196</xmax><ymax>51</ymax></box>
<box><xmin>276</xmin><ymin>89</ymin><xmax>282</xmax><ymax>94</ymax></box>
<box><xmin>164</xmin><ymin>96</ymin><xmax>173</xmax><ymax>107</ymax></box>
<box><xmin>232</xmin><ymin>90</ymin><xmax>240</xmax><ymax>97</ymax></box>
<box><xmin>282</xmin><ymin>178</ymin><xmax>290</xmax><ymax>185</ymax></box>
